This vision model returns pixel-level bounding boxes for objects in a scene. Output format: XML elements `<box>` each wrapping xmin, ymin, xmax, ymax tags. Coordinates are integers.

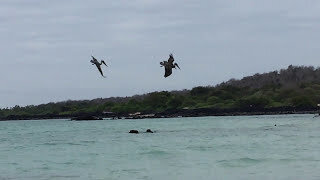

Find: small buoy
<box><xmin>274</xmin><ymin>124</ymin><xmax>277</xmax><ymax>126</ymax></box>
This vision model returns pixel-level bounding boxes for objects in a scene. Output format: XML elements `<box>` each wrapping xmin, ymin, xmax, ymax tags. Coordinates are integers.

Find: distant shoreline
<box><xmin>1</xmin><ymin>108</ymin><xmax>319</xmax><ymax>121</ymax></box>
<box><xmin>2</xmin><ymin>65</ymin><xmax>320</xmax><ymax>122</ymax></box>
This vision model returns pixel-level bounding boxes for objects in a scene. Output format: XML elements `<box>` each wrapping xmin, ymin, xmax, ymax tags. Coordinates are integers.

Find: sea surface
<box><xmin>0</xmin><ymin>114</ymin><xmax>320</xmax><ymax>180</ymax></box>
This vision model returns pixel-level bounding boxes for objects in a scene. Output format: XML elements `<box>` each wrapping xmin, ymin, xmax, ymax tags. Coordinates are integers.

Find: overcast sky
<box><xmin>1</xmin><ymin>0</ymin><xmax>320</xmax><ymax>108</ymax></box>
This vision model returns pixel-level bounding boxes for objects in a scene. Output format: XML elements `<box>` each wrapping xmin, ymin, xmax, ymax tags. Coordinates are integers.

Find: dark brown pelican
<box><xmin>160</xmin><ymin>54</ymin><xmax>180</xmax><ymax>78</ymax></box>
<box><xmin>90</xmin><ymin>55</ymin><xmax>108</xmax><ymax>77</ymax></box>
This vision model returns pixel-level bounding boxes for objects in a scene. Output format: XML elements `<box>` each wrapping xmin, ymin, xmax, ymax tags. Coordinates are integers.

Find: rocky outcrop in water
<box><xmin>146</xmin><ymin>129</ymin><xmax>153</xmax><ymax>133</ymax></box>
<box><xmin>129</xmin><ymin>130</ymin><xmax>139</xmax><ymax>134</ymax></box>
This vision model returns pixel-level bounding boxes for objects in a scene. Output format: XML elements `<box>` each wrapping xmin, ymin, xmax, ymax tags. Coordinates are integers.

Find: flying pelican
<box><xmin>90</xmin><ymin>55</ymin><xmax>108</xmax><ymax>77</ymax></box>
<box><xmin>160</xmin><ymin>54</ymin><xmax>180</xmax><ymax>78</ymax></box>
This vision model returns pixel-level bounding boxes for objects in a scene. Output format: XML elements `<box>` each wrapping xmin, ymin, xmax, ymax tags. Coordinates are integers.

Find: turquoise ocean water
<box><xmin>0</xmin><ymin>114</ymin><xmax>320</xmax><ymax>180</ymax></box>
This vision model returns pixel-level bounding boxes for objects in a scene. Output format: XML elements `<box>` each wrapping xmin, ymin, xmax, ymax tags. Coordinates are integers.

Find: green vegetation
<box><xmin>1</xmin><ymin>65</ymin><xmax>320</xmax><ymax>119</ymax></box>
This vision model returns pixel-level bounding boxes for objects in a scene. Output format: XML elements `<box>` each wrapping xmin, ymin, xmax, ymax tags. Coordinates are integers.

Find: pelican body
<box><xmin>90</xmin><ymin>56</ymin><xmax>108</xmax><ymax>77</ymax></box>
<box><xmin>160</xmin><ymin>54</ymin><xmax>180</xmax><ymax>78</ymax></box>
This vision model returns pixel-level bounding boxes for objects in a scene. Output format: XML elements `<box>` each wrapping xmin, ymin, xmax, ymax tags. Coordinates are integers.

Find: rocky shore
<box><xmin>0</xmin><ymin>106</ymin><xmax>319</xmax><ymax>121</ymax></box>
<box><xmin>70</xmin><ymin>115</ymin><xmax>103</xmax><ymax>121</ymax></box>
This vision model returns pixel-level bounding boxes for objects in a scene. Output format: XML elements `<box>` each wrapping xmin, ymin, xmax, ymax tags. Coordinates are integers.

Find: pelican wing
<box><xmin>91</xmin><ymin>56</ymin><xmax>98</xmax><ymax>61</ymax></box>
<box><xmin>96</xmin><ymin>64</ymin><xmax>105</xmax><ymax>77</ymax></box>
<box><xmin>168</xmin><ymin>54</ymin><xmax>174</xmax><ymax>64</ymax></box>
<box><xmin>91</xmin><ymin>59</ymin><xmax>98</xmax><ymax>64</ymax></box>
<box><xmin>164</xmin><ymin>66</ymin><xmax>172</xmax><ymax>77</ymax></box>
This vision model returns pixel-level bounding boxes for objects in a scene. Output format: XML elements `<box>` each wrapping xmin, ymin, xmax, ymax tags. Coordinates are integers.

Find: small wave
<box><xmin>42</xmin><ymin>142</ymin><xmax>58</xmax><ymax>146</ymax></box>
<box><xmin>0</xmin><ymin>138</ymin><xmax>8</xmax><ymax>142</ymax></box>
<box><xmin>186</xmin><ymin>145</ymin><xmax>214</xmax><ymax>151</ymax></box>
<box><xmin>238</xmin><ymin>157</ymin><xmax>263</xmax><ymax>163</ymax></box>
<box><xmin>39</xmin><ymin>166</ymin><xmax>50</xmax><ymax>170</ymax></box>
<box><xmin>79</xmin><ymin>140</ymin><xmax>96</xmax><ymax>144</ymax></box>
<box><xmin>50</xmin><ymin>175</ymin><xmax>80</xmax><ymax>178</ymax></box>
<box><xmin>139</xmin><ymin>150</ymin><xmax>170</xmax><ymax>156</ymax></box>
<box><xmin>121</xmin><ymin>168</ymin><xmax>147</xmax><ymax>174</ymax></box>
<box><xmin>40</xmin><ymin>142</ymin><xmax>84</xmax><ymax>146</ymax></box>
<box><xmin>279</xmin><ymin>158</ymin><xmax>320</xmax><ymax>162</ymax></box>
<box><xmin>262</xmin><ymin>126</ymin><xmax>274</xmax><ymax>131</ymax></box>
<box><xmin>154</xmin><ymin>129</ymin><xmax>184</xmax><ymax>133</ymax></box>
<box><xmin>8</xmin><ymin>162</ymin><xmax>18</xmax><ymax>165</ymax></box>
<box><xmin>13</xmin><ymin>145</ymin><xmax>26</xmax><ymax>150</ymax></box>
<box><xmin>278</xmin><ymin>158</ymin><xmax>296</xmax><ymax>162</ymax></box>
<box><xmin>64</xmin><ymin>142</ymin><xmax>83</xmax><ymax>146</ymax></box>
<box><xmin>48</xmin><ymin>161</ymin><xmax>76</xmax><ymax>166</ymax></box>
<box><xmin>87</xmin><ymin>152</ymin><xmax>99</xmax><ymax>156</ymax></box>
<box><xmin>217</xmin><ymin>157</ymin><xmax>265</xmax><ymax>167</ymax></box>
<box><xmin>308</xmin><ymin>135</ymin><xmax>320</xmax><ymax>138</ymax></box>
<box><xmin>59</xmin><ymin>162</ymin><xmax>74</xmax><ymax>165</ymax></box>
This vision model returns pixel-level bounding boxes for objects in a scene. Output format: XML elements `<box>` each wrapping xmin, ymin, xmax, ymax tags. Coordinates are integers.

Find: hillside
<box><xmin>1</xmin><ymin>65</ymin><xmax>320</xmax><ymax>120</ymax></box>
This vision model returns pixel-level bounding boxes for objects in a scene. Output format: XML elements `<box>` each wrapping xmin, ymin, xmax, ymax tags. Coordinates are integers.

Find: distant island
<box><xmin>1</xmin><ymin>65</ymin><xmax>320</xmax><ymax>120</ymax></box>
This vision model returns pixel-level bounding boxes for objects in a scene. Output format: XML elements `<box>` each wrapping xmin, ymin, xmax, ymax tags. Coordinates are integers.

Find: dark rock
<box><xmin>71</xmin><ymin>115</ymin><xmax>103</xmax><ymax>121</ymax></box>
<box><xmin>146</xmin><ymin>129</ymin><xmax>153</xmax><ymax>133</ymax></box>
<box><xmin>129</xmin><ymin>130</ymin><xmax>139</xmax><ymax>134</ymax></box>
